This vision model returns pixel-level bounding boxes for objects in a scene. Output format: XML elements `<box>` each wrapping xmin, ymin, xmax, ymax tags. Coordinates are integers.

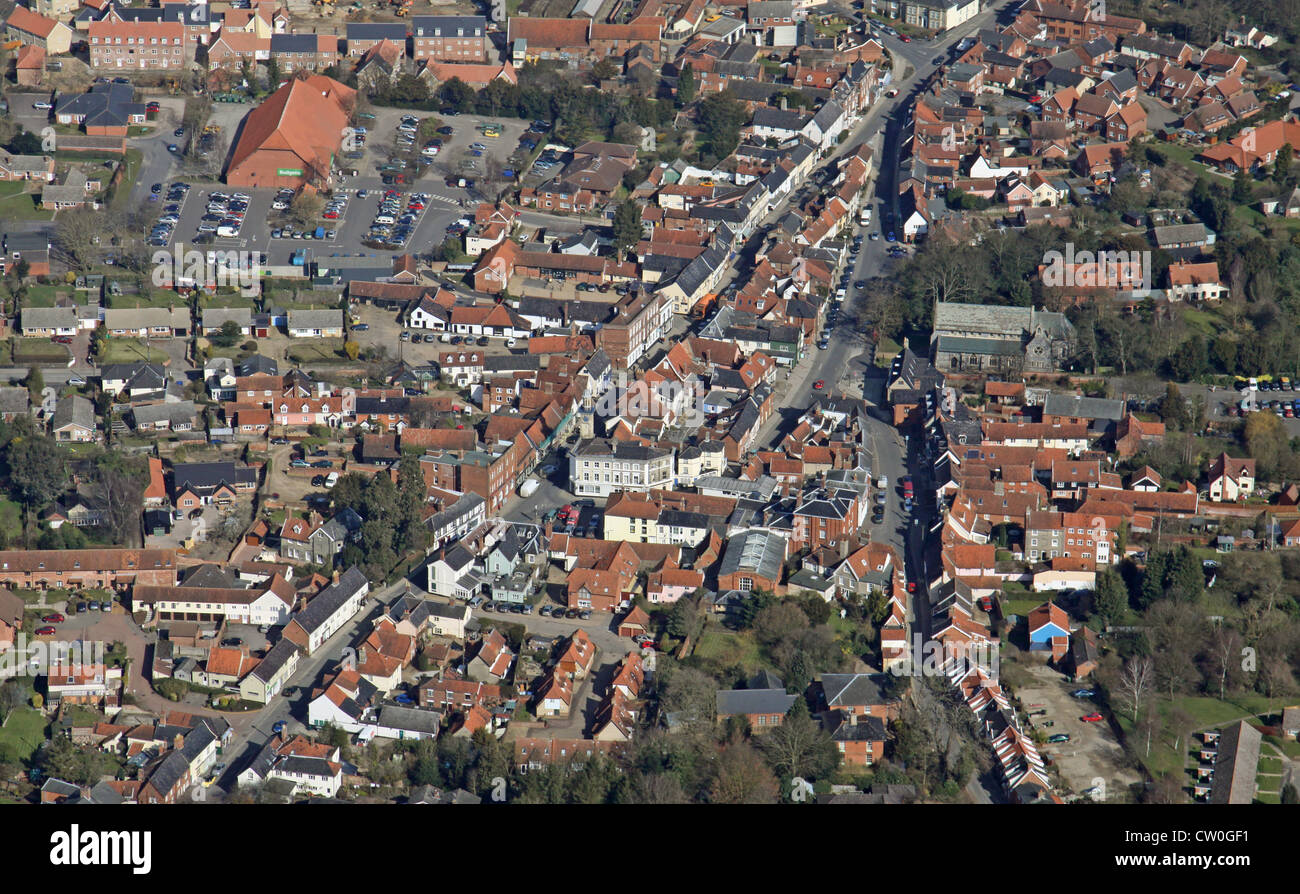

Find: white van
<box><xmin>325</xmin><ymin>471</ymin><xmax>339</xmax><ymax>489</ymax></box>
<box><xmin>374</xmin><ymin>215</ymin><xmax>395</xmax><ymax>225</ymax></box>
<box><xmin>217</xmin><ymin>224</ymin><xmax>240</xmax><ymax>238</ymax></box>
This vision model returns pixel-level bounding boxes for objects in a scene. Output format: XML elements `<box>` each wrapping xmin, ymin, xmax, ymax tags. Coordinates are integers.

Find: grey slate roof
<box><xmin>290</xmin><ymin>566</ymin><xmax>368</xmax><ymax>636</ymax></box>
<box><xmin>51</xmin><ymin>395</ymin><xmax>95</xmax><ymax>433</ymax></box>
<box><xmin>22</xmin><ymin>306</ymin><xmax>78</xmax><ymax>331</ymax></box>
<box><xmin>1040</xmin><ymin>392</ymin><xmax>1124</xmax><ymax>422</ymax></box>
<box><xmin>716</xmin><ymin>687</ymin><xmax>797</xmax><ymax>716</ymax></box>
<box><xmin>1209</xmin><ymin>720</ymin><xmax>1261</xmax><ymax>804</ymax></box>
<box><xmin>821</xmin><ymin>673</ymin><xmax>892</xmax><ymax>709</ymax></box>
<box><xmin>378</xmin><ymin>705</ymin><xmax>442</xmax><ymax>735</ymax></box>
<box><xmin>250</xmin><ymin>638</ymin><xmax>299</xmax><ymax>684</ymax></box>
<box><xmin>347</xmin><ymin>22</ymin><xmax>408</xmax><ymax>40</ymax></box>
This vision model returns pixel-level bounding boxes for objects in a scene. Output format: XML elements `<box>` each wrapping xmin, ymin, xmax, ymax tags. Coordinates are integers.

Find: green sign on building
<box><xmin>277</xmin><ymin>168</ymin><xmax>303</xmax><ymax>177</ymax></box>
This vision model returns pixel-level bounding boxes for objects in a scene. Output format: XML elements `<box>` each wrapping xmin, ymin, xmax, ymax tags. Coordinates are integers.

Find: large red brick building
<box><xmin>88</xmin><ymin>21</ymin><xmax>186</xmax><ymax>70</ymax></box>
<box><xmin>225</xmin><ymin>74</ymin><xmax>355</xmax><ymax>190</ymax></box>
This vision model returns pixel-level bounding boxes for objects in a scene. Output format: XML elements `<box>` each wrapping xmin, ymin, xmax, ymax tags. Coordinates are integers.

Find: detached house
<box><xmin>1207</xmin><ymin>453</ymin><xmax>1255</xmax><ymax>502</ymax></box>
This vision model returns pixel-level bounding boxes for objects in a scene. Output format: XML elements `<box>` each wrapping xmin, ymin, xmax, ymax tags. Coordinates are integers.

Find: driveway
<box><xmin>1016</xmin><ymin>661</ymin><xmax>1142</xmax><ymax>800</ymax></box>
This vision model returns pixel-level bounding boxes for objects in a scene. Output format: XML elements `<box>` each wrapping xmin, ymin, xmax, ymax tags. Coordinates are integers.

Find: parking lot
<box><xmin>1016</xmin><ymin>662</ymin><xmax>1142</xmax><ymax>801</ymax></box>
<box><xmin>141</xmin><ymin>104</ymin><xmax>538</xmax><ymax>268</ymax></box>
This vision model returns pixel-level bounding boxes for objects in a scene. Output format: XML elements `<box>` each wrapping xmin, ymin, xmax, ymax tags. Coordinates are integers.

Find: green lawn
<box><xmin>0</xmin><ymin>185</ymin><xmax>54</xmax><ymax>221</ymax></box>
<box><xmin>22</xmin><ymin>285</ymin><xmax>60</xmax><ymax>308</ymax></box>
<box><xmin>108</xmin><ymin>149</ymin><xmax>143</xmax><ymax>211</ymax></box>
<box><xmin>12</xmin><ymin>340</ymin><xmax>71</xmax><ymax>364</ymax></box>
<box><xmin>199</xmin><ymin>293</ymin><xmax>258</xmax><ymax>310</ymax></box>
<box><xmin>97</xmin><ymin>339</ymin><xmax>168</xmax><ymax>364</ymax></box>
<box><xmin>1117</xmin><ymin>695</ymin><xmax>1291</xmax><ymax>782</ymax></box>
<box><xmin>1001</xmin><ymin>597</ymin><xmax>1043</xmax><ymax>619</ymax></box>
<box><xmin>0</xmin><ymin>498</ymin><xmax>22</xmax><ymax>535</ymax></box>
<box><xmin>1150</xmin><ymin>142</ymin><xmax>1198</xmax><ymax>167</ymax></box>
<box><xmin>108</xmin><ymin>290</ymin><xmax>189</xmax><ymax>309</ymax></box>
<box><xmin>693</xmin><ymin>628</ymin><xmax>761</xmax><ymax>673</ymax></box>
<box><xmin>1265</xmin><ymin>735</ymin><xmax>1300</xmax><ymax>759</ymax></box>
<box><xmin>1258</xmin><ymin>755</ymin><xmax>1283</xmax><ymax>774</ymax></box>
<box><xmin>0</xmin><ymin>707</ymin><xmax>48</xmax><ymax>764</ymax></box>
<box><xmin>1180</xmin><ymin>305</ymin><xmax>1225</xmax><ymax>339</ymax></box>
<box><xmin>287</xmin><ymin>339</ymin><xmax>346</xmax><ymax>364</ymax></box>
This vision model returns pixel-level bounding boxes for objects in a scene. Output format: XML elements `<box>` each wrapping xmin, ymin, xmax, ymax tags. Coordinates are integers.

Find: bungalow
<box><xmin>102</xmin><ymin>307</ymin><xmax>190</xmax><ymax>338</ymax></box>
<box><xmin>287</xmin><ymin>309</ymin><xmax>344</xmax><ymax>338</ymax></box>
<box><xmin>50</xmin><ymin>395</ymin><xmax>96</xmax><ymax>442</ymax></box>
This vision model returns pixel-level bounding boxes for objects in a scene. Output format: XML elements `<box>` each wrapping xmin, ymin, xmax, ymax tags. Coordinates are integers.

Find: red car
<box><xmin>900</xmin><ymin>35</ymin><xmax>911</xmax><ymax>41</ymax></box>
<box><xmin>42</xmin><ymin>613</ymin><xmax>64</xmax><ymax>623</ymax></box>
<box><xmin>813</xmin><ymin>380</ymin><xmax>826</xmax><ymax>390</ymax></box>
<box><xmin>35</xmin><ymin>626</ymin><xmax>56</xmax><ymax>636</ymax></box>
<box><xmin>1081</xmin><ymin>713</ymin><xmax>1104</xmax><ymax>722</ymax></box>
<box><xmin>323</xmin><ymin>210</ymin><xmax>340</xmax><ymax>220</ymax></box>
<box><xmin>906</xmin><ymin>581</ymin><xmax>917</xmax><ymax>593</ymax></box>
<box><xmin>52</xmin><ymin>335</ymin><xmax>73</xmax><ymax>344</ymax></box>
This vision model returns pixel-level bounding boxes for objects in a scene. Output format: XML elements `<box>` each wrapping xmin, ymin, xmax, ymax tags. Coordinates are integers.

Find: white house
<box><xmin>282</xmin><ymin>567</ymin><xmax>369</xmax><ymax>655</ymax></box>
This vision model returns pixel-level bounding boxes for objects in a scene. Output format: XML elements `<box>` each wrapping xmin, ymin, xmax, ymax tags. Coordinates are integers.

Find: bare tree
<box><xmin>1116</xmin><ymin>655</ymin><xmax>1154</xmax><ymax>724</ymax></box>
<box><xmin>1148</xmin><ymin>600</ymin><xmax>1204</xmax><ymax>700</ymax></box>
<box><xmin>1207</xmin><ymin>624</ymin><xmax>1244</xmax><ymax>701</ymax></box>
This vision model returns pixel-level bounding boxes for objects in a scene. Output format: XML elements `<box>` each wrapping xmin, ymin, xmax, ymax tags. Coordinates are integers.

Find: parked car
<box><xmin>35</xmin><ymin>626</ymin><xmax>57</xmax><ymax>636</ymax></box>
<box><xmin>1047</xmin><ymin>734</ymin><xmax>1071</xmax><ymax>743</ymax></box>
<box><xmin>1080</xmin><ymin>713</ymin><xmax>1104</xmax><ymax>722</ymax></box>
<box><xmin>1071</xmin><ymin>689</ymin><xmax>1096</xmax><ymax>698</ymax></box>
<box><xmin>42</xmin><ymin>613</ymin><xmax>65</xmax><ymax>624</ymax></box>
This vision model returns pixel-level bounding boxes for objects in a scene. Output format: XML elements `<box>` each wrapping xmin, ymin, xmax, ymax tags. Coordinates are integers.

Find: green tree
<box><xmin>265</xmin><ymin>57</ymin><xmax>281</xmax><ymax>91</ymax></box>
<box><xmin>7</xmin><ymin>434</ymin><xmax>66</xmax><ymax>540</ymax></box>
<box><xmin>21</xmin><ymin>366</ymin><xmax>42</xmax><ymax>398</ymax></box>
<box><xmin>676</xmin><ymin>63</ymin><xmax>696</xmax><ymax>105</ymax></box>
<box><xmin>6</xmin><ymin>130</ymin><xmax>42</xmax><ymax>155</ymax></box>
<box><xmin>212</xmin><ymin>319</ymin><xmax>242</xmax><ymax>348</ymax></box>
<box><xmin>1276</xmin><ymin>143</ymin><xmax>1293</xmax><ymax>184</ymax></box>
<box><xmin>1094</xmin><ymin>567</ymin><xmax>1129</xmax><ymax>625</ymax></box>
<box><xmin>696</xmin><ymin>90</ymin><xmax>746</xmax><ymax>161</ymax></box>
<box><xmin>437</xmin><ymin>77</ymin><xmax>475</xmax><ymax>113</ymax></box>
<box><xmin>1159</xmin><ymin>382</ymin><xmax>1189</xmax><ymax>429</ymax></box>
<box><xmin>611</xmin><ymin>200</ymin><xmax>642</xmax><ymax>258</ymax></box>
<box><xmin>1232</xmin><ymin>165</ymin><xmax>1254</xmax><ymax>204</ymax></box>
